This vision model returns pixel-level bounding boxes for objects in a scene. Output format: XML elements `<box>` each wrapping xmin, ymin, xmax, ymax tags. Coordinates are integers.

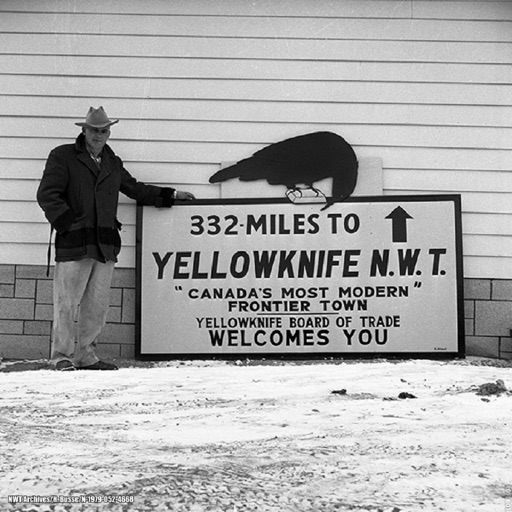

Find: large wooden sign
<box><xmin>136</xmin><ymin>196</ymin><xmax>464</xmax><ymax>359</ymax></box>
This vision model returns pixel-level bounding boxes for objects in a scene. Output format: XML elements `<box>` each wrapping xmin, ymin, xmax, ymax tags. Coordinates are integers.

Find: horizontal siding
<box><xmin>2</xmin><ymin>12</ymin><xmax>512</xmax><ymax>42</ymax></box>
<box><xmin>2</xmin><ymin>34</ymin><xmax>510</xmax><ymax>64</ymax></box>
<box><xmin>3</xmin><ymin>140</ymin><xmax>511</xmax><ymax>174</ymax></box>
<box><xmin>0</xmin><ymin>0</ymin><xmax>415</xmax><ymax>17</ymax></box>
<box><xmin>463</xmin><ymin>257</ymin><xmax>512</xmax><ymax>280</ymax></box>
<box><xmin>1</xmin><ymin>98</ymin><xmax>511</xmax><ymax>128</ymax></box>
<box><xmin>1</xmin><ymin>16</ymin><xmax>511</xmax><ymax>50</ymax></box>
<box><xmin>1</xmin><ymin>0</ymin><xmax>510</xmax><ymax>21</ymax></box>
<box><xmin>384</xmin><ymin>190</ymin><xmax>512</xmax><ymax>214</ymax></box>
<box><xmin>3</xmin><ymin>75</ymin><xmax>512</xmax><ymax>104</ymax></box>
<box><xmin>2</xmin><ymin>120</ymin><xmax>511</xmax><ymax>151</ymax></box>
<box><xmin>414</xmin><ymin>1</ymin><xmax>512</xmax><ymax>21</ymax></box>
<box><xmin>2</xmin><ymin>56</ymin><xmax>512</xmax><ymax>85</ymax></box>
<box><xmin>0</xmin><ymin>0</ymin><xmax>511</xmax><ymax>278</ymax></box>
<box><xmin>5</xmin><ymin>172</ymin><xmax>512</xmax><ymax>205</ymax></box>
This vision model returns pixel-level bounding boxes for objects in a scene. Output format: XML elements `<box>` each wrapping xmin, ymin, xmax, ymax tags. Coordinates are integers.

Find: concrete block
<box><xmin>0</xmin><ymin>298</ymin><xmax>34</xmax><ymax>320</ymax></box>
<box><xmin>499</xmin><ymin>337</ymin><xmax>512</xmax><ymax>353</ymax></box>
<box><xmin>465</xmin><ymin>336</ymin><xmax>500</xmax><ymax>358</ymax></box>
<box><xmin>492</xmin><ymin>280</ymin><xmax>512</xmax><ymax>301</ymax></box>
<box><xmin>464</xmin><ymin>279</ymin><xmax>491</xmax><ymax>300</ymax></box>
<box><xmin>36</xmin><ymin>280</ymin><xmax>53</xmax><ymax>305</ymax></box>
<box><xmin>99</xmin><ymin>323</ymin><xmax>135</xmax><ymax>345</ymax></box>
<box><xmin>0</xmin><ymin>285</ymin><xmax>14</xmax><ymax>298</ymax></box>
<box><xmin>111</xmin><ymin>268</ymin><xmax>136</xmax><ymax>289</ymax></box>
<box><xmin>95</xmin><ymin>343</ymin><xmax>121</xmax><ymax>359</ymax></box>
<box><xmin>16</xmin><ymin>279</ymin><xmax>36</xmax><ymax>299</ymax></box>
<box><xmin>0</xmin><ymin>335</ymin><xmax>50</xmax><ymax>359</ymax></box>
<box><xmin>110</xmin><ymin>288</ymin><xmax>122</xmax><ymax>307</ymax></box>
<box><xmin>120</xmin><ymin>343</ymin><xmax>135</xmax><ymax>359</ymax></box>
<box><xmin>0</xmin><ymin>320</ymin><xmax>24</xmax><ymax>334</ymax></box>
<box><xmin>107</xmin><ymin>306</ymin><xmax>122</xmax><ymax>323</ymax></box>
<box><xmin>464</xmin><ymin>300</ymin><xmax>474</xmax><ymax>319</ymax></box>
<box><xmin>35</xmin><ymin>304</ymin><xmax>53</xmax><ymax>321</ymax></box>
<box><xmin>16</xmin><ymin>265</ymin><xmax>53</xmax><ymax>280</ymax></box>
<box><xmin>122</xmin><ymin>288</ymin><xmax>136</xmax><ymax>324</ymax></box>
<box><xmin>465</xmin><ymin>318</ymin><xmax>474</xmax><ymax>336</ymax></box>
<box><xmin>0</xmin><ymin>265</ymin><xmax>15</xmax><ymax>284</ymax></box>
<box><xmin>475</xmin><ymin>301</ymin><xmax>512</xmax><ymax>337</ymax></box>
<box><xmin>24</xmin><ymin>320</ymin><xmax>52</xmax><ymax>336</ymax></box>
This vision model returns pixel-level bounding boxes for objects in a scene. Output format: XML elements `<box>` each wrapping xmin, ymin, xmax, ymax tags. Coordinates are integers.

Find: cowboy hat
<box><xmin>75</xmin><ymin>106</ymin><xmax>119</xmax><ymax>128</ymax></box>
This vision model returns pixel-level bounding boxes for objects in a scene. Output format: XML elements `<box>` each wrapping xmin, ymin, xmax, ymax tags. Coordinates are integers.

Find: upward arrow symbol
<box><xmin>386</xmin><ymin>206</ymin><xmax>413</xmax><ymax>243</ymax></box>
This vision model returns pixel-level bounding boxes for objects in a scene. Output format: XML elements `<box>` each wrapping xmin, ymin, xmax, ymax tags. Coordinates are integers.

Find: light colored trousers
<box><xmin>51</xmin><ymin>259</ymin><xmax>115</xmax><ymax>367</ymax></box>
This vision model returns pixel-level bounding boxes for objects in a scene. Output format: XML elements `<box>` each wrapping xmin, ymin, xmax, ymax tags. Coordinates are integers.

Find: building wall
<box><xmin>1</xmin><ymin>266</ymin><xmax>512</xmax><ymax>361</ymax></box>
<box><xmin>1</xmin><ymin>1</ymin><xmax>511</xmax><ymax>359</ymax></box>
<box><xmin>0</xmin><ymin>264</ymin><xmax>137</xmax><ymax>360</ymax></box>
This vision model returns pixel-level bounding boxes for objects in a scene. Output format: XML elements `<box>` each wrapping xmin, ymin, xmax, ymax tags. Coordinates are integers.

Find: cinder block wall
<box><xmin>1</xmin><ymin>264</ymin><xmax>511</xmax><ymax>360</ymax></box>
<box><xmin>464</xmin><ymin>279</ymin><xmax>512</xmax><ymax>359</ymax></box>
<box><xmin>0</xmin><ymin>264</ymin><xmax>136</xmax><ymax>360</ymax></box>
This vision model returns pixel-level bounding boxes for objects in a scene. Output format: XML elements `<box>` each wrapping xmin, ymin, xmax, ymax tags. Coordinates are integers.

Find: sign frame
<box><xmin>135</xmin><ymin>195</ymin><xmax>465</xmax><ymax>360</ymax></box>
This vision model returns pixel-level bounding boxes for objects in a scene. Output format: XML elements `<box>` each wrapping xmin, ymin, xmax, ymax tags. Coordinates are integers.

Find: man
<box><xmin>37</xmin><ymin>107</ymin><xmax>195</xmax><ymax>371</ymax></box>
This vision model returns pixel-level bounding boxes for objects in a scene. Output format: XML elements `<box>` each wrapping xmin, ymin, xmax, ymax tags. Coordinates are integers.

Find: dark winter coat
<box><xmin>37</xmin><ymin>133</ymin><xmax>174</xmax><ymax>262</ymax></box>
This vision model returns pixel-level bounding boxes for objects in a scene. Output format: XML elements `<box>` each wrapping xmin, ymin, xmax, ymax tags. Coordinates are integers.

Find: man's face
<box><xmin>83</xmin><ymin>126</ymin><xmax>110</xmax><ymax>154</ymax></box>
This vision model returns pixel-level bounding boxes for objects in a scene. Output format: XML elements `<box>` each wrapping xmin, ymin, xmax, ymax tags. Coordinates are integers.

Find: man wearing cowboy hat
<box><xmin>37</xmin><ymin>107</ymin><xmax>195</xmax><ymax>371</ymax></box>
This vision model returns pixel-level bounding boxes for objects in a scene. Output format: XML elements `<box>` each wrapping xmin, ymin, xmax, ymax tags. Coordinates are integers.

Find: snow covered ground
<box><xmin>0</xmin><ymin>357</ymin><xmax>511</xmax><ymax>512</ymax></box>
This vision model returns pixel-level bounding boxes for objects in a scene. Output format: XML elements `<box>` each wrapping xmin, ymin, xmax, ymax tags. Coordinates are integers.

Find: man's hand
<box><xmin>158</xmin><ymin>188</ymin><xmax>195</xmax><ymax>208</ymax></box>
<box><xmin>175</xmin><ymin>190</ymin><xmax>196</xmax><ymax>201</ymax></box>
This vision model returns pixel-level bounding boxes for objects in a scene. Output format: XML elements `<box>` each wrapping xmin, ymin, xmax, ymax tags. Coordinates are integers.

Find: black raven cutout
<box><xmin>209</xmin><ymin>131</ymin><xmax>358</xmax><ymax>208</ymax></box>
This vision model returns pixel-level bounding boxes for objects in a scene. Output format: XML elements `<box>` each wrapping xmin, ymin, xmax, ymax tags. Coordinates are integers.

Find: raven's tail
<box><xmin>208</xmin><ymin>162</ymin><xmax>243</xmax><ymax>183</ymax></box>
<box><xmin>209</xmin><ymin>157</ymin><xmax>273</xmax><ymax>183</ymax></box>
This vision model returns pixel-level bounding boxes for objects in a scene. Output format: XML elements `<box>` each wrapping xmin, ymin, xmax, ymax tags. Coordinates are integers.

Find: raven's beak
<box><xmin>321</xmin><ymin>198</ymin><xmax>335</xmax><ymax>211</ymax></box>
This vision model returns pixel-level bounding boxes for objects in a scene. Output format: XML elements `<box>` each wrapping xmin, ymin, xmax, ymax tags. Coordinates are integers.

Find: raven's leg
<box><xmin>286</xmin><ymin>185</ymin><xmax>327</xmax><ymax>204</ymax></box>
<box><xmin>307</xmin><ymin>184</ymin><xmax>326</xmax><ymax>198</ymax></box>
